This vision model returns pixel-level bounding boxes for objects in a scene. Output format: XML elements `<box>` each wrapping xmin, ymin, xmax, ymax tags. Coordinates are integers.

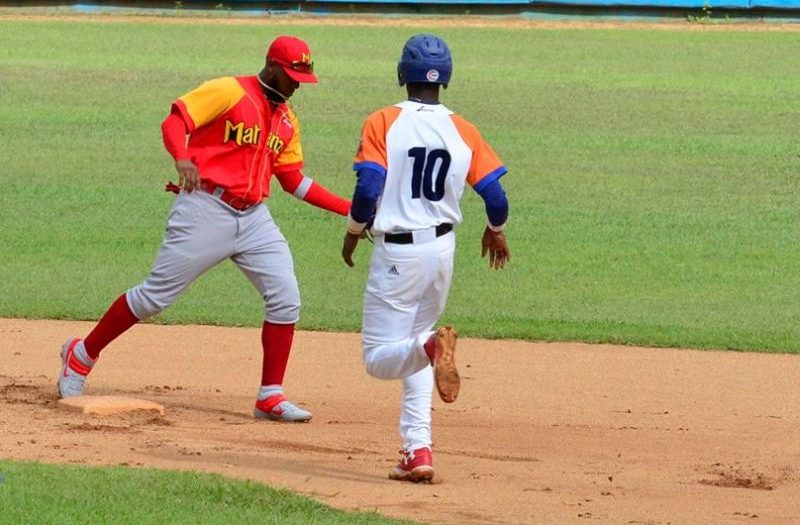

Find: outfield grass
<box><xmin>0</xmin><ymin>460</ymin><xmax>416</xmax><ymax>525</ymax></box>
<box><xmin>0</xmin><ymin>19</ymin><xmax>798</xmax><ymax>352</ymax></box>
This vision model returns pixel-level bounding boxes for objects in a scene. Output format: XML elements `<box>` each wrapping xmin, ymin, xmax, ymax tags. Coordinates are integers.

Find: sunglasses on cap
<box><xmin>272</xmin><ymin>58</ymin><xmax>314</xmax><ymax>74</ymax></box>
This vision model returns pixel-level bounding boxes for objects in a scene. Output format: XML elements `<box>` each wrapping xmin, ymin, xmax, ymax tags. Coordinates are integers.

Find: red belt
<box><xmin>165</xmin><ymin>181</ymin><xmax>261</xmax><ymax>211</ymax></box>
<box><xmin>200</xmin><ymin>182</ymin><xmax>261</xmax><ymax>211</ymax></box>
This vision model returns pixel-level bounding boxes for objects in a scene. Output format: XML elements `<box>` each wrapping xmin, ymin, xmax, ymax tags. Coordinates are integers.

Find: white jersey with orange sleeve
<box><xmin>353</xmin><ymin>100</ymin><xmax>507</xmax><ymax>235</ymax></box>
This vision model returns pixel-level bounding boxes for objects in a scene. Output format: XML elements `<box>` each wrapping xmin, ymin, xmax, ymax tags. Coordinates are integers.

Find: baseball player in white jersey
<box><xmin>341</xmin><ymin>34</ymin><xmax>511</xmax><ymax>482</ymax></box>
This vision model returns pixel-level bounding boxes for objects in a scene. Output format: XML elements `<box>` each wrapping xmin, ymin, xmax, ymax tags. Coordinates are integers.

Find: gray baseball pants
<box><xmin>126</xmin><ymin>190</ymin><xmax>300</xmax><ymax>324</ymax></box>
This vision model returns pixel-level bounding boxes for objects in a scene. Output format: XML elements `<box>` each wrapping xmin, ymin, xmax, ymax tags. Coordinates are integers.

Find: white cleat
<box><xmin>253</xmin><ymin>394</ymin><xmax>312</xmax><ymax>422</ymax></box>
<box><xmin>58</xmin><ymin>338</ymin><xmax>94</xmax><ymax>398</ymax></box>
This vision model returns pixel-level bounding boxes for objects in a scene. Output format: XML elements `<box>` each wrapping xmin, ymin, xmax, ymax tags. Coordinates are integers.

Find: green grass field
<box><xmin>1</xmin><ymin>19</ymin><xmax>798</xmax><ymax>352</ymax></box>
<box><xmin>0</xmin><ymin>460</ymin><xmax>414</xmax><ymax>525</ymax></box>
<box><xmin>1</xmin><ymin>14</ymin><xmax>799</xmax><ymax>525</ymax></box>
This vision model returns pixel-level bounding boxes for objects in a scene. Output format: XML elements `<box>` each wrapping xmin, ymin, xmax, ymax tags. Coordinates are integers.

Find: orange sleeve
<box><xmin>353</xmin><ymin>106</ymin><xmax>402</xmax><ymax>173</ymax></box>
<box><xmin>451</xmin><ymin>114</ymin><xmax>507</xmax><ymax>189</ymax></box>
<box><xmin>273</xmin><ymin>109</ymin><xmax>304</xmax><ymax>174</ymax></box>
<box><xmin>177</xmin><ymin>77</ymin><xmax>245</xmax><ymax>130</ymax></box>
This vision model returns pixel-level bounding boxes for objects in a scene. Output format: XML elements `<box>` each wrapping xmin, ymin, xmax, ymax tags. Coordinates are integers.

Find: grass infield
<box><xmin>0</xmin><ymin>18</ymin><xmax>798</xmax><ymax>352</ymax></box>
<box><xmin>0</xmin><ymin>460</ymin><xmax>416</xmax><ymax>525</ymax></box>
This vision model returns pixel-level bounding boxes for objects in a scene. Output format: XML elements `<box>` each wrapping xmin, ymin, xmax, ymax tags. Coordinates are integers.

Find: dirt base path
<box><xmin>1</xmin><ymin>318</ymin><xmax>799</xmax><ymax>524</ymax></box>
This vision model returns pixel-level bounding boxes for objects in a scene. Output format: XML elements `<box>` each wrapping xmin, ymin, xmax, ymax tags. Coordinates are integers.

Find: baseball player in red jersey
<box><xmin>58</xmin><ymin>35</ymin><xmax>350</xmax><ymax>422</ymax></box>
<box><xmin>341</xmin><ymin>34</ymin><xmax>511</xmax><ymax>480</ymax></box>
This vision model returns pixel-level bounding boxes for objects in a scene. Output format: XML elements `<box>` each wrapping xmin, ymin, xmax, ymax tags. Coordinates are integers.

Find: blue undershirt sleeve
<box><xmin>475</xmin><ymin>178</ymin><xmax>509</xmax><ymax>227</ymax></box>
<box><xmin>350</xmin><ymin>167</ymin><xmax>386</xmax><ymax>224</ymax></box>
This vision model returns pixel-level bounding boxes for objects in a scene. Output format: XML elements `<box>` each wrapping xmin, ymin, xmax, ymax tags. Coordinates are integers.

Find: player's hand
<box><xmin>481</xmin><ymin>226</ymin><xmax>511</xmax><ymax>270</ymax></box>
<box><xmin>175</xmin><ymin>159</ymin><xmax>201</xmax><ymax>193</ymax></box>
<box><xmin>342</xmin><ymin>231</ymin><xmax>361</xmax><ymax>267</ymax></box>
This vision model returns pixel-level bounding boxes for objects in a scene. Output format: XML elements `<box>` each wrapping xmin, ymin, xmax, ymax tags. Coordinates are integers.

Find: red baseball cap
<box><xmin>267</xmin><ymin>35</ymin><xmax>318</xmax><ymax>84</ymax></box>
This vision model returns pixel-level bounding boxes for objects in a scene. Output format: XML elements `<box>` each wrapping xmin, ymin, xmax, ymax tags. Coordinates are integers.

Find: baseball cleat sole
<box><xmin>389</xmin><ymin>466</ymin><xmax>434</xmax><ymax>482</ymax></box>
<box><xmin>433</xmin><ymin>326</ymin><xmax>460</xmax><ymax>403</ymax></box>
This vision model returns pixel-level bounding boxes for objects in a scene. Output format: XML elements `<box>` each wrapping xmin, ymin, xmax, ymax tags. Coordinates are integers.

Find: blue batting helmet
<box><xmin>397</xmin><ymin>34</ymin><xmax>452</xmax><ymax>88</ymax></box>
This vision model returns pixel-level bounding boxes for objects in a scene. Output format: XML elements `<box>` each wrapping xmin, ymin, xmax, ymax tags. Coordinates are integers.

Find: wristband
<box><xmin>347</xmin><ymin>215</ymin><xmax>367</xmax><ymax>235</ymax></box>
<box><xmin>487</xmin><ymin>221</ymin><xmax>506</xmax><ymax>233</ymax></box>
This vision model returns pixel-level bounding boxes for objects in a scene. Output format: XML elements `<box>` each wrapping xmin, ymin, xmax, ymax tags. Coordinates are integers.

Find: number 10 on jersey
<box><xmin>408</xmin><ymin>147</ymin><xmax>451</xmax><ymax>202</ymax></box>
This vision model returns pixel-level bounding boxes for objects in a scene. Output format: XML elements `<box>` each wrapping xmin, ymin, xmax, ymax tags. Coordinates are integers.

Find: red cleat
<box><xmin>389</xmin><ymin>447</ymin><xmax>434</xmax><ymax>482</ymax></box>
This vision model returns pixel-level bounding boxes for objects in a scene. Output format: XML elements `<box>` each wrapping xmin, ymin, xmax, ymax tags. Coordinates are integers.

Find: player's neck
<box><xmin>257</xmin><ymin>70</ymin><xmax>286</xmax><ymax>106</ymax></box>
<box><xmin>408</xmin><ymin>96</ymin><xmax>439</xmax><ymax>104</ymax></box>
<box><xmin>407</xmin><ymin>85</ymin><xmax>440</xmax><ymax>105</ymax></box>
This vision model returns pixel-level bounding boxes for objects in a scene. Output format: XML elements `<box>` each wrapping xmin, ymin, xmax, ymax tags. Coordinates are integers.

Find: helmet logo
<box><xmin>426</xmin><ymin>69</ymin><xmax>440</xmax><ymax>82</ymax></box>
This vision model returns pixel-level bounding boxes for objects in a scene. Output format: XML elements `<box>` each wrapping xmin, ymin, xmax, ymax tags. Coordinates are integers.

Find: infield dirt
<box><xmin>1</xmin><ymin>318</ymin><xmax>798</xmax><ymax>524</ymax></box>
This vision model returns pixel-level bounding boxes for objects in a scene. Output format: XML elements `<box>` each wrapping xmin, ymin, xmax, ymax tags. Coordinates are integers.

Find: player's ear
<box><xmin>264</xmin><ymin>60</ymin><xmax>277</xmax><ymax>78</ymax></box>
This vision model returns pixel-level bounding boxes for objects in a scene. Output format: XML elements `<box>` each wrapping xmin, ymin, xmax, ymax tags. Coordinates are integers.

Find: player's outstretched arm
<box><xmin>275</xmin><ymin>170</ymin><xmax>350</xmax><ymax>216</ymax></box>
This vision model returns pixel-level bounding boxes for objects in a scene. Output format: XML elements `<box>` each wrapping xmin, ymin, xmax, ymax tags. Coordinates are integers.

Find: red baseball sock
<box><xmin>261</xmin><ymin>321</ymin><xmax>295</xmax><ymax>386</ymax></box>
<box><xmin>83</xmin><ymin>294</ymin><xmax>139</xmax><ymax>360</ymax></box>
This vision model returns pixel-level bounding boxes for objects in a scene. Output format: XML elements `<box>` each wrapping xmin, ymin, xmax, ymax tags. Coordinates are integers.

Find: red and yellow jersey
<box><xmin>353</xmin><ymin>100</ymin><xmax>507</xmax><ymax>234</ymax></box>
<box><xmin>172</xmin><ymin>75</ymin><xmax>303</xmax><ymax>203</ymax></box>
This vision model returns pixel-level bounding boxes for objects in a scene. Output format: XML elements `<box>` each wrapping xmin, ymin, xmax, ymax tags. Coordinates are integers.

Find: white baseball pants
<box><xmin>361</xmin><ymin>230</ymin><xmax>455</xmax><ymax>451</ymax></box>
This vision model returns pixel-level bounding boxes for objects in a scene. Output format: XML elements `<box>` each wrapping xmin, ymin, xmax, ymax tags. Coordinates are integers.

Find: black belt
<box><xmin>384</xmin><ymin>223</ymin><xmax>453</xmax><ymax>244</ymax></box>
